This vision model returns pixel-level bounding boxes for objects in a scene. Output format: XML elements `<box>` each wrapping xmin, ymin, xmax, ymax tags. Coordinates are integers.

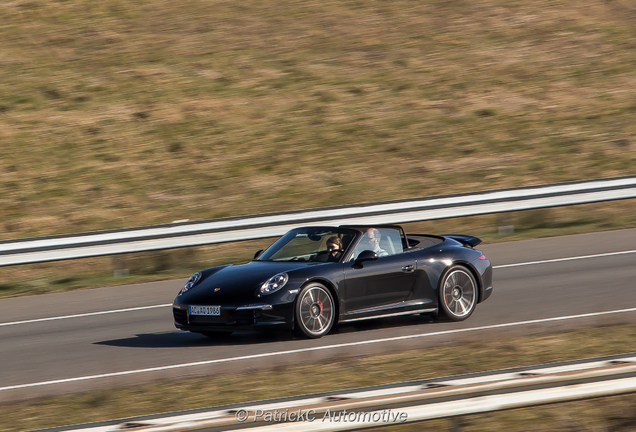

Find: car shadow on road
<box><xmin>94</xmin><ymin>330</ymin><xmax>292</xmax><ymax>348</ymax></box>
<box><xmin>95</xmin><ymin>314</ymin><xmax>441</xmax><ymax>348</ymax></box>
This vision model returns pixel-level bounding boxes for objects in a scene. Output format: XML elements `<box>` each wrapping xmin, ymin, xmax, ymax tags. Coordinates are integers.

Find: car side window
<box><xmin>377</xmin><ymin>228</ymin><xmax>403</xmax><ymax>256</ymax></box>
<box><xmin>350</xmin><ymin>228</ymin><xmax>404</xmax><ymax>261</ymax></box>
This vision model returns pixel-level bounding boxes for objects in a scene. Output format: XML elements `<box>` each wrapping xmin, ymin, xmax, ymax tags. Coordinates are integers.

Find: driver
<box><xmin>314</xmin><ymin>236</ymin><xmax>344</xmax><ymax>262</ymax></box>
<box><xmin>325</xmin><ymin>236</ymin><xmax>343</xmax><ymax>262</ymax></box>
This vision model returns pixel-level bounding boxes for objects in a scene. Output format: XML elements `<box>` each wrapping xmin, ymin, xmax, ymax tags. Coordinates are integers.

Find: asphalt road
<box><xmin>1</xmin><ymin>228</ymin><xmax>636</xmax><ymax>403</ymax></box>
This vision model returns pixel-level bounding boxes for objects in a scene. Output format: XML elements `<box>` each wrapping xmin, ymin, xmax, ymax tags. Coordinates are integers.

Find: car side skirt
<box><xmin>340</xmin><ymin>302</ymin><xmax>437</xmax><ymax>324</ymax></box>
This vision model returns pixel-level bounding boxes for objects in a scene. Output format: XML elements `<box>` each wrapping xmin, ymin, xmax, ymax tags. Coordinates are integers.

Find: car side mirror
<box><xmin>253</xmin><ymin>249</ymin><xmax>264</xmax><ymax>259</ymax></box>
<box><xmin>354</xmin><ymin>250</ymin><xmax>378</xmax><ymax>267</ymax></box>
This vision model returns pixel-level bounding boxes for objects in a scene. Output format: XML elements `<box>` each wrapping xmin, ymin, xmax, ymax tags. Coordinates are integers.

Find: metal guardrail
<box><xmin>45</xmin><ymin>353</ymin><xmax>636</xmax><ymax>432</ymax></box>
<box><xmin>3</xmin><ymin>176</ymin><xmax>636</xmax><ymax>266</ymax></box>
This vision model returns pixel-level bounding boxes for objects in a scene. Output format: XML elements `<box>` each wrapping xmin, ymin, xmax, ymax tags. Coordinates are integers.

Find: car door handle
<box><xmin>401</xmin><ymin>264</ymin><xmax>415</xmax><ymax>272</ymax></box>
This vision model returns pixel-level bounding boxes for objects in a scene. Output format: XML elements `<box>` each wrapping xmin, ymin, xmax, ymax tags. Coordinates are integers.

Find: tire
<box><xmin>439</xmin><ymin>266</ymin><xmax>478</xmax><ymax>321</ymax></box>
<box><xmin>294</xmin><ymin>282</ymin><xmax>335</xmax><ymax>338</ymax></box>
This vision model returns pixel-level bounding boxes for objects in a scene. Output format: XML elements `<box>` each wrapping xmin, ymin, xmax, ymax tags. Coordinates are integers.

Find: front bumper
<box><xmin>173</xmin><ymin>302</ymin><xmax>295</xmax><ymax>332</ymax></box>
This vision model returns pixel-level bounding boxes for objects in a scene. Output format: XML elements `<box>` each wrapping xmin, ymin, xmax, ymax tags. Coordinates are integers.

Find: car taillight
<box><xmin>478</xmin><ymin>254</ymin><xmax>487</xmax><ymax>260</ymax></box>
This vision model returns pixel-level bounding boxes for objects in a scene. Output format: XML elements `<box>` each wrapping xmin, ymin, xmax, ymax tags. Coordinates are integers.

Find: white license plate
<box><xmin>189</xmin><ymin>305</ymin><xmax>221</xmax><ymax>316</ymax></box>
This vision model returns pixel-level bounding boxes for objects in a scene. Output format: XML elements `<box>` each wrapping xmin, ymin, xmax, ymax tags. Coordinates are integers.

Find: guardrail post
<box><xmin>112</xmin><ymin>256</ymin><xmax>129</xmax><ymax>277</ymax></box>
<box><xmin>450</xmin><ymin>417</ymin><xmax>468</xmax><ymax>432</ymax></box>
<box><xmin>497</xmin><ymin>213</ymin><xmax>514</xmax><ymax>234</ymax></box>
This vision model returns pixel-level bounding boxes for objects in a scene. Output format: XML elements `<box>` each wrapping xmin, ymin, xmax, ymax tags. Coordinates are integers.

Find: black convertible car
<box><xmin>173</xmin><ymin>225</ymin><xmax>493</xmax><ymax>338</ymax></box>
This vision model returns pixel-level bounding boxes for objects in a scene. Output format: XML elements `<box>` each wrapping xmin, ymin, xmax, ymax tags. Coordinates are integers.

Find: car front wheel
<box><xmin>294</xmin><ymin>282</ymin><xmax>335</xmax><ymax>338</ymax></box>
<box><xmin>439</xmin><ymin>266</ymin><xmax>478</xmax><ymax>321</ymax></box>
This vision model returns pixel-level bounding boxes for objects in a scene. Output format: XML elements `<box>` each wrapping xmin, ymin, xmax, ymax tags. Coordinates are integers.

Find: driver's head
<box><xmin>326</xmin><ymin>236</ymin><xmax>343</xmax><ymax>254</ymax></box>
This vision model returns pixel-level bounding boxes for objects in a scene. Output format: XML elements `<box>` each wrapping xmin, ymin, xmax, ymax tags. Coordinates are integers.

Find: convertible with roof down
<box><xmin>173</xmin><ymin>225</ymin><xmax>493</xmax><ymax>338</ymax></box>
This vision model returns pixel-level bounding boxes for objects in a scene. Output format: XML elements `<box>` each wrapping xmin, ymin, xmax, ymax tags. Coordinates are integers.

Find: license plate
<box><xmin>189</xmin><ymin>305</ymin><xmax>221</xmax><ymax>316</ymax></box>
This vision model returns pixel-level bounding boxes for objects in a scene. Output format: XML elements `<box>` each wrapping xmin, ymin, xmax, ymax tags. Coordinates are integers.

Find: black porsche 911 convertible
<box><xmin>173</xmin><ymin>225</ymin><xmax>493</xmax><ymax>339</ymax></box>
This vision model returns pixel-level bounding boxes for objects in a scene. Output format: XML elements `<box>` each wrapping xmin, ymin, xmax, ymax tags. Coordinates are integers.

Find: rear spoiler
<box><xmin>443</xmin><ymin>234</ymin><xmax>482</xmax><ymax>248</ymax></box>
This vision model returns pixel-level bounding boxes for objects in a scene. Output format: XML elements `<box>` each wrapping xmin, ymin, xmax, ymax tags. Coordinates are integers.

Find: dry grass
<box><xmin>0</xmin><ymin>0</ymin><xmax>635</xmax><ymax>240</ymax></box>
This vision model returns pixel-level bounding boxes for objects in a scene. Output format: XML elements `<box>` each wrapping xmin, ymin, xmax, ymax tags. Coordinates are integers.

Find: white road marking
<box><xmin>0</xmin><ymin>304</ymin><xmax>171</xmax><ymax>327</ymax></box>
<box><xmin>493</xmin><ymin>249</ymin><xmax>636</xmax><ymax>269</ymax></box>
<box><xmin>1</xmin><ymin>248</ymin><xmax>635</xmax><ymax>327</ymax></box>
<box><xmin>1</xmin><ymin>307</ymin><xmax>636</xmax><ymax>393</ymax></box>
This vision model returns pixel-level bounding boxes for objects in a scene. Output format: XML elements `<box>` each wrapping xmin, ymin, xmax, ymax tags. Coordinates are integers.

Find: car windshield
<box><xmin>256</xmin><ymin>227</ymin><xmax>357</xmax><ymax>262</ymax></box>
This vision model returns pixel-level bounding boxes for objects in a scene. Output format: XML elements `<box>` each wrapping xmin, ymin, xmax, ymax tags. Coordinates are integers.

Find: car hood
<box><xmin>177</xmin><ymin>260</ymin><xmax>318</xmax><ymax>305</ymax></box>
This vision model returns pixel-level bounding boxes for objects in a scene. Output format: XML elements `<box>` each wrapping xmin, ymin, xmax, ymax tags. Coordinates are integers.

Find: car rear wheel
<box><xmin>294</xmin><ymin>282</ymin><xmax>335</xmax><ymax>338</ymax></box>
<box><xmin>439</xmin><ymin>266</ymin><xmax>477</xmax><ymax>321</ymax></box>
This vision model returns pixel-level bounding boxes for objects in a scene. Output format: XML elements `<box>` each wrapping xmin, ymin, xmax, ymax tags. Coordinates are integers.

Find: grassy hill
<box><xmin>1</xmin><ymin>0</ymin><xmax>635</xmax><ymax>294</ymax></box>
<box><xmin>1</xmin><ymin>0</ymin><xmax>635</xmax><ymax>239</ymax></box>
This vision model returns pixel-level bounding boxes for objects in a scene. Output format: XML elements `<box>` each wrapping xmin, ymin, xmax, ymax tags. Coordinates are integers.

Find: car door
<box><xmin>342</xmin><ymin>252</ymin><xmax>417</xmax><ymax>314</ymax></box>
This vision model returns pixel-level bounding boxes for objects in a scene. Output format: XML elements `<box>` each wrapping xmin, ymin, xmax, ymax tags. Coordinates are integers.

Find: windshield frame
<box><xmin>256</xmin><ymin>226</ymin><xmax>360</xmax><ymax>263</ymax></box>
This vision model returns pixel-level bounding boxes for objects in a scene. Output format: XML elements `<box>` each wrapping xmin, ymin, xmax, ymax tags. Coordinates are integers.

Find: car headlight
<box><xmin>260</xmin><ymin>273</ymin><xmax>288</xmax><ymax>295</ymax></box>
<box><xmin>180</xmin><ymin>272</ymin><xmax>202</xmax><ymax>295</ymax></box>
